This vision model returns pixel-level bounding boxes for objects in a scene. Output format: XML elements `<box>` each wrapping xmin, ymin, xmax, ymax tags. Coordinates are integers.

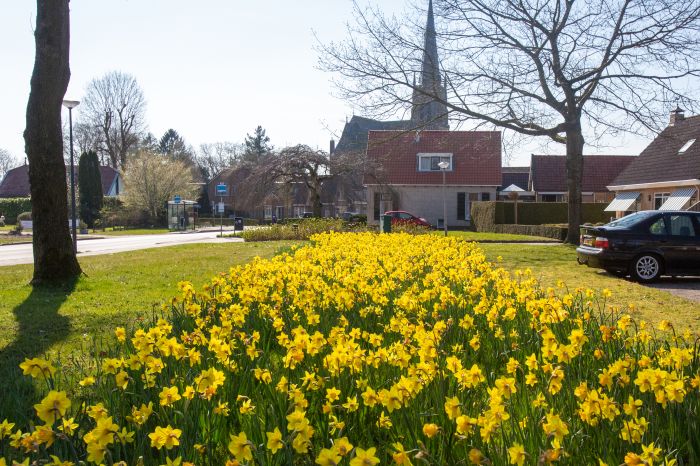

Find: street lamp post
<box><xmin>63</xmin><ymin>99</ymin><xmax>80</xmax><ymax>252</ymax></box>
<box><xmin>438</xmin><ymin>160</ymin><xmax>450</xmax><ymax>237</ymax></box>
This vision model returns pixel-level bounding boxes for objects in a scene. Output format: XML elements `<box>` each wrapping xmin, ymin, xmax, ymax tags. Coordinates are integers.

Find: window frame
<box><xmin>417</xmin><ymin>153</ymin><xmax>453</xmax><ymax>172</ymax></box>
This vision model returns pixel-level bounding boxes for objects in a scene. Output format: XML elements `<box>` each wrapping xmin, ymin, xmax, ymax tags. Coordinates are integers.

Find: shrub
<box><xmin>16</xmin><ymin>211</ymin><xmax>32</xmax><ymax>222</ymax></box>
<box><xmin>3</xmin><ymin>233</ymin><xmax>699</xmax><ymax>465</ymax></box>
<box><xmin>0</xmin><ymin>198</ymin><xmax>32</xmax><ymax>224</ymax></box>
<box><xmin>239</xmin><ymin>218</ymin><xmax>363</xmax><ymax>241</ymax></box>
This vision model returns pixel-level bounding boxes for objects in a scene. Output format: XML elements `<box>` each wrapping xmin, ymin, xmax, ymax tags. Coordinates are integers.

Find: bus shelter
<box><xmin>167</xmin><ymin>200</ymin><xmax>199</xmax><ymax>231</ymax></box>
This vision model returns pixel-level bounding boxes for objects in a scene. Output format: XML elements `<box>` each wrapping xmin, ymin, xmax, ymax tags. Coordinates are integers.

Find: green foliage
<box><xmin>78</xmin><ymin>151</ymin><xmax>103</xmax><ymax>228</ymax></box>
<box><xmin>239</xmin><ymin>218</ymin><xmax>364</xmax><ymax>241</ymax></box>
<box><xmin>17</xmin><ymin>211</ymin><xmax>32</xmax><ymax>222</ymax></box>
<box><xmin>242</xmin><ymin>125</ymin><xmax>273</xmax><ymax>162</ymax></box>
<box><xmin>0</xmin><ymin>198</ymin><xmax>32</xmax><ymax>224</ymax></box>
<box><xmin>493</xmin><ymin>224</ymin><xmax>567</xmax><ymax>240</ymax></box>
<box><xmin>472</xmin><ymin>201</ymin><xmax>608</xmax><ymax>231</ymax></box>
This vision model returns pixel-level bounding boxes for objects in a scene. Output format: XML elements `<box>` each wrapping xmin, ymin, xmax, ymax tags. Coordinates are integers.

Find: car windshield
<box><xmin>605</xmin><ymin>211</ymin><xmax>656</xmax><ymax>228</ymax></box>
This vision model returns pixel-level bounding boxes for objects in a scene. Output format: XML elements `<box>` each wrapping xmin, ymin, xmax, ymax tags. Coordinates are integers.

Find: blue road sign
<box><xmin>216</xmin><ymin>183</ymin><xmax>227</xmax><ymax>195</ymax></box>
<box><xmin>174</xmin><ymin>195</ymin><xmax>181</xmax><ymax>204</ymax></box>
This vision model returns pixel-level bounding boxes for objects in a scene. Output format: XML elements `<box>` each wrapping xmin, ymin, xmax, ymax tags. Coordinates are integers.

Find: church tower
<box><xmin>411</xmin><ymin>0</ymin><xmax>449</xmax><ymax>130</ymax></box>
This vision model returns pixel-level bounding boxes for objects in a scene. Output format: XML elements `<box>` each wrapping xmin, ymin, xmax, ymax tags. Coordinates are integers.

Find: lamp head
<box><xmin>437</xmin><ymin>161</ymin><xmax>450</xmax><ymax>169</ymax></box>
<box><xmin>62</xmin><ymin>100</ymin><xmax>80</xmax><ymax>109</ymax></box>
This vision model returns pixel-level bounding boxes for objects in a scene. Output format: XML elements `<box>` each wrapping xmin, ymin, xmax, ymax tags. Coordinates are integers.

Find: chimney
<box><xmin>330</xmin><ymin>139</ymin><xmax>335</xmax><ymax>154</ymax></box>
<box><xmin>670</xmin><ymin>106</ymin><xmax>685</xmax><ymax>126</ymax></box>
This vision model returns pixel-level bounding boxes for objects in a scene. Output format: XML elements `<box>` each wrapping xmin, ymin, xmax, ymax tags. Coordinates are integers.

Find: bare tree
<box><xmin>245</xmin><ymin>145</ymin><xmax>366</xmax><ymax>217</ymax></box>
<box><xmin>80</xmin><ymin>71</ymin><xmax>147</xmax><ymax>170</ymax></box>
<box><xmin>319</xmin><ymin>0</ymin><xmax>700</xmax><ymax>243</ymax></box>
<box><xmin>196</xmin><ymin>141</ymin><xmax>243</xmax><ymax>181</ymax></box>
<box><xmin>0</xmin><ymin>148</ymin><xmax>17</xmax><ymax>181</ymax></box>
<box><xmin>121</xmin><ymin>150</ymin><xmax>199</xmax><ymax>224</ymax></box>
<box><xmin>23</xmin><ymin>0</ymin><xmax>81</xmax><ymax>283</ymax></box>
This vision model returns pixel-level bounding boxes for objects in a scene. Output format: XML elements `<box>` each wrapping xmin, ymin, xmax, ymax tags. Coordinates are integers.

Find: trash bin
<box><xmin>379</xmin><ymin>215</ymin><xmax>392</xmax><ymax>233</ymax></box>
<box><xmin>234</xmin><ymin>217</ymin><xmax>244</xmax><ymax>231</ymax></box>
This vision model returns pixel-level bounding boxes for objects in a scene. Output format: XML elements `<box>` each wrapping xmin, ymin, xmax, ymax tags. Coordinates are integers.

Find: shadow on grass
<box><xmin>0</xmin><ymin>278</ymin><xmax>76</xmax><ymax>421</ymax></box>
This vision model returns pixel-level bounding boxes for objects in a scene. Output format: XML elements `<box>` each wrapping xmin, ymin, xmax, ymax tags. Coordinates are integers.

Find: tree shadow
<box><xmin>0</xmin><ymin>278</ymin><xmax>76</xmax><ymax>421</ymax></box>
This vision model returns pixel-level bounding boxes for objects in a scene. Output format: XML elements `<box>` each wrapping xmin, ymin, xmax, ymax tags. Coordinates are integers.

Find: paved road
<box><xmin>0</xmin><ymin>231</ymin><xmax>242</xmax><ymax>266</ymax></box>
<box><xmin>647</xmin><ymin>277</ymin><xmax>700</xmax><ymax>303</ymax></box>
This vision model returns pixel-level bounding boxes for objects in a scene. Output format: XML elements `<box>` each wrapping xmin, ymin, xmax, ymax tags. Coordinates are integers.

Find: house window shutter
<box><xmin>457</xmin><ymin>192</ymin><xmax>466</xmax><ymax>220</ymax></box>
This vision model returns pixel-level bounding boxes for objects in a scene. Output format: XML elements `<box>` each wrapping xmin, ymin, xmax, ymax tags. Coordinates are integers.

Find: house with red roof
<box><xmin>606</xmin><ymin>108</ymin><xmax>700</xmax><ymax>215</ymax></box>
<box><xmin>0</xmin><ymin>164</ymin><xmax>122</xmax><ymax>198</ymax></box>
<box><xmin>529</xmin><ymin>154</ymin><xmax>635</xmax><ymax>203</ymax></box>
<box><xmin>364</xmin><ymin>130</ymin><xmax>502</xmax><ymax>227</ymax></box>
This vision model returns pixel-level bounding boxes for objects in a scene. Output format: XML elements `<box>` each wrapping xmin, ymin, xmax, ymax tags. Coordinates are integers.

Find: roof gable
<box><xmin>530</xmin><ymin>155</ymin><xmax>635</xmax><ymax>192</ymax></box>
<box><xmin>612</xmin><ymin>115</ymin><xmax>700</xmax><ymax>186</ymax></box>
<box><xmin>365</xmin><ymin>130</ymin><xmax>502</xmax><ymax>186</ymax></box>
<box><xmin>0</xmin><ymin>164</ymin><xmax>119</xmax><ymax>198</ymax></box>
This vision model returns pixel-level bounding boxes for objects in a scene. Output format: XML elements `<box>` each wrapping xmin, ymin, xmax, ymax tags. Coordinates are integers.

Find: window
<box><xmin>679</xmin><ymin>139</ymin><xmax>696</xmax><ymax>154</ymax></box>
<box><xmin>264</xmin><ymin>206</ymin><xmax>273</xmax><ymax>219</ymax></box>
<box><xmin>649</xmin><ymin>217</ymin><xmax>667</xmax><ymax>235</ymax></box>
<box><xmin>668</xmin><ymin>215</ymin><xmax>696</xmax><ymax>236</ymax></box>
<box><xmin>481</xmin><ymin>193</ymin><xmax>491</xmax><ymax>201</ymax></box>
<box><xmin>654</xmin><ymin>192</ymin><xmax>670</xmax><ymax>210</ymax></box>
<box><xmin>373</xmin><ymin>194</ymin><xmax>380</xmax><ymax>220</ymax></box>
<box><xmin>541</xmin><ymin>194</ymin><xmax>558</xmax><ymax>202</ymax></box>
<box><xmin>418</xmin><ymin>153</ymin><xmax>453</xmax><ymax>171</ymax></box>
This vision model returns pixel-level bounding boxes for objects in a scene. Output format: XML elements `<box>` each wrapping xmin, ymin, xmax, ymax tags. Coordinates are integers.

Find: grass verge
<box><xmin>441</xmin><ymin>230</ymin><xmax>558</xmax><ymax>242</ymax></box>
<box><xmin>479</xmin><ymin>243</ymin><xmax>700</xmax><ymax>332</ymax></box>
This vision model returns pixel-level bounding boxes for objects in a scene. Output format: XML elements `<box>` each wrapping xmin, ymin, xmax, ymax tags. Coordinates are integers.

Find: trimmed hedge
<box><xmin>0</xmin><ymin>198</ymin><xmax>32</xmax><ymax>224</ymax></box>
<box><xmin>493</xmin><ymin>224</ymin><xmax>568</xmax><ymax>241</ymax></box>
<box><xmin>472</xmin><ymin>201</ymin><xmax>609</xmax><ymax>231</ymax></box>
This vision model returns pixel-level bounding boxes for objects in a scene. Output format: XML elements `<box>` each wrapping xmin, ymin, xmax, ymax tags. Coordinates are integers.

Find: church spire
<box><xmin>421</xmin><ymin>0</ymin><xmax>440</xmax><ymax>92</ymax></box>
<box><xmin>411</xmin><ymin>0</ymin><xmax>449</xmax><ymax>130</ymax></box>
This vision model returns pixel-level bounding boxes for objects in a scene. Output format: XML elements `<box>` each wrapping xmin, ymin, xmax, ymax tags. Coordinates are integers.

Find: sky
<box><xmin>1</xmin><ymin>0</ymin><xmax>652</xmax><ymax>170</ymax></box>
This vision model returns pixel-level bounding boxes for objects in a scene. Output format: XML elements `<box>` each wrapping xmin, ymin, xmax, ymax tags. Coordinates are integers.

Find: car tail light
<box><xmin>594</xmin><ymin>237</ymin><xmax>609</xmax><ymax>249</ymax></box>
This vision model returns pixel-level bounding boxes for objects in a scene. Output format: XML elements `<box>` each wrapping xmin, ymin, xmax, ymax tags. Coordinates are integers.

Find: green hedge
<box><xmin>472</xmin><ymin>201</ymin><xmax>609</xmax><ymax>231</ymax></box>
<box><xmin>493</xmin><ymin>224</ymin><xmax>568</xmax><ymax>241</ymax></box>
<box><xmin>0</xmin><ymin>198</ymin><xmax>32</xmax><ymax>224</ymax></box>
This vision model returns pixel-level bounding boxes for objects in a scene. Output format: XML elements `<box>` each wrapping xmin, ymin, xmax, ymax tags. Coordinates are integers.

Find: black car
<box><xmin>577</xmin><ymin>210</ymin><xmax>700</xmax><ymax>282</ymax></box>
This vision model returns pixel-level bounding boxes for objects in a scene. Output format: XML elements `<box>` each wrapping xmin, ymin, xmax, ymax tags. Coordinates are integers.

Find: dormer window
<box><xmin>418</xmin><ymin>153</ymin><xmax>453</xmax><ymax>171</ymax></box>
<box><xmin>679</xmin><ymin>139</ymin><xmax>695</xmax><ymax>154</ymax></box>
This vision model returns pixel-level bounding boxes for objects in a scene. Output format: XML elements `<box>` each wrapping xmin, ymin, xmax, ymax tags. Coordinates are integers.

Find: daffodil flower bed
<box><xmin>1</xmin><ymin>232</ymin><xmax>699</xmax><ymax>466</ymax></box>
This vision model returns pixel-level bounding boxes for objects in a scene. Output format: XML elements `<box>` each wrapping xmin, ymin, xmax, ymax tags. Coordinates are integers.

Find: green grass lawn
<box><xmin>0</xmin><ymin>242</ymin><xmax>295</xmax><ymax>358</ymax></box>
<box><xmin>92</xmin><ymin>227</ymin><xmax>171</xmax><ymax>236</ymax></box>
<box><xmin>479</xmin><ymin>243</ymin><xmax>700</xmax><ymax>332</ymax></box>
<box><xmin>441</xmin><ymin>230</ymin><xmax>558</xmax><ymax>242</ymax></box>
<box><xmin>0</xmin><ymin>235</ymin><xmax>31</xmax><ymax>245</ymax></box>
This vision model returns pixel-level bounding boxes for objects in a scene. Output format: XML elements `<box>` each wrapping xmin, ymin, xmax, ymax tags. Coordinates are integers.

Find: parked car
<box><xmin>384</xmin><ymin>210</ymin><xmax>432</xmax><ymax>228</ymax></box>
<box><xmin>576</xmin><ymin>210</ymin><xmax>700</xmax><ymax>282</ymax></box>
<box><xmin>341</xmin><ymin>211</ymin><xmax>359</xmax><ymax>221</ymax></box>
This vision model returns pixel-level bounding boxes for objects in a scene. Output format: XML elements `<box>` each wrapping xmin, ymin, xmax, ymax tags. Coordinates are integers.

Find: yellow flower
<box><xmin>159</xmin><ymin>386</ymin><xmax>181</xmax><ymax>407</ymax></box>
<box><xmin>468</xmin><ymin>448</ymin><xmax>486</xmax><ymax>465</ymax></box>
<box><xmin>266</xmin><ymin>428</ymin><xmax>283</xmax><ymax>454</ymax></box>
<box><xmin>422</xmin><ymin>423</ymin><xmax>439</xmax><ymax>438</ymax></box>
<box><xmin>19</xmin><ymin>357</ymin><xmax>56</xmax><ymax>379</ymax></box>
<box><xmin>444</xmin><ymin>396</ymin><xmax>461</xmax><ymax>420</ymax></box>
<box><xmin>78</xmin><ymin>376</ymin><xmax>95</xmax><ymax>387</ymax></box>
<box><xmin>392</xmin><ymin>442</ymin><xmax>413</xmax><ymax>465</ymax></box>
<box><xmin>350</xmin><ymin>447</ymin><xmax>380</xmax><ymax>466</ymax></box>
<box><xmin>114</xmin><ymin>327</ymin><xmax>127</xmax><ymax>342</ymax></box>
<box><xmin>316</xmin><ymin>448</ymin><xmax>342</xmax><ymax>466</ymax></box>
<box><xmin>542</xmin><ymin>410</ymin><xmax>569</xmax><ymax>442</ymax></box>
<box><xmin>228</xmin><ymin>432</ymin><xmax>253</xmax><ymax>461</ymax></box>
<box><xmin>508</xmin><ymin>443</ymin><xmax>526</xmax><ymax>466</ymax></box>
<box><xmin>34</xmin><ymin>391</ymin><xmax>71</xmax><ymax>424</ymax></box>
<box><xmin>333</xmin><ymin>437</ymin><xmax>354</xmax><ymax>456</ymax></box>
<box><xmin>149</xmin><ymin>425</ymin><xmax>182</xmax><ymax>450</ymax></box>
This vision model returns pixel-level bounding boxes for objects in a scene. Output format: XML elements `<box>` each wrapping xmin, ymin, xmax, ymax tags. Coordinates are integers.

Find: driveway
<box><xmin>0</xmin><ymin>231</ymin><xmax>242</xmax><ymax>267</ymax></box>
<box><xmin>645</xmin><ymin>277</ymin><xmax>700</xmax><ymax>303</ymax></box>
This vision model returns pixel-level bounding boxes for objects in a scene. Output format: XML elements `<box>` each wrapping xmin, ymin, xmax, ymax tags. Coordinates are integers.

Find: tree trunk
<box><xmin>24</xmin><ymin>0</ymin><xmax>81</xmax><ymax>284</ymax></box>
<box><xmin>565</xmin><ymin>119</ymin><xmax>585</xmax><ymax>244</ymax></box>
<box><xmin>310</xmin><ymin>178</ymin><xmax>323</xmax><ymax>217</ymax></box>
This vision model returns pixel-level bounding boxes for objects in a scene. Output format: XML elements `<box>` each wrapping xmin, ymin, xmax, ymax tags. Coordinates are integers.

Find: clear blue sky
<box><xmin>1</xmin><ymin>0</ymin><xmax>648</xmax><ymax>168</ymax></box>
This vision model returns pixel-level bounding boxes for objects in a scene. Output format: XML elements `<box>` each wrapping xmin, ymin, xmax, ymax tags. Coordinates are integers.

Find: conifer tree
<box><xmin>78</xmin><ymin>150</ymin><xmax>103</xmax><ymax>228</ymax></box>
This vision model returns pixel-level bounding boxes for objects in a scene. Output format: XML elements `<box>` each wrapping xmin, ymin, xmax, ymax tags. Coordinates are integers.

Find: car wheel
<box><xmin>631</xmin><ymin>254</ymin><xmax>662</xmax><ymax>282</ymax></box>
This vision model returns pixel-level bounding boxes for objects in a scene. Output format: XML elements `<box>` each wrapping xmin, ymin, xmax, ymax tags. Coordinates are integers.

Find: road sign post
<box><xmin>216</xmin><ymin>184</ymin><xmax>227</xmax><ymax>237</ymax></box>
